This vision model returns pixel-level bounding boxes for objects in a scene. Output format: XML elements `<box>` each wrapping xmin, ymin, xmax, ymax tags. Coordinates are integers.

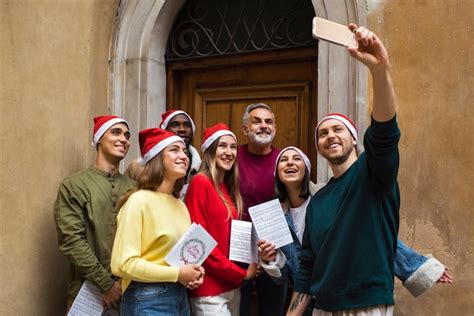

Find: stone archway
<box><xmin>109</xmin><ymin>0</ymin><xmax>367</xmax><ymax>184</ymax></box>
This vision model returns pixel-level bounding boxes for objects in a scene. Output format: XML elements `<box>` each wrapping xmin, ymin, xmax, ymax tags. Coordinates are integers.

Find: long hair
<box><xmin>118</xmin><ymin>152</ymin><xmax>184</xmax><ymax>209</ymax></box>
<box><xmin>199</xmin><ymin>138</ymin><xmax>243</xmax><ymax>219</ymax></box>
<box><xmin>274</xmin><ymin>163</ymin><xmax>310</xmax><ymax>203</ymax></box>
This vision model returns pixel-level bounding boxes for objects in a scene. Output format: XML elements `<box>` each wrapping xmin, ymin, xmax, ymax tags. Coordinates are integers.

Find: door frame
<box><xmin>109</xmin><ymin>0</ymin><xmax>368</xmax><ymax>184</ymax></box>
<box><xmin>166</xmin><ymin>47</ymin><xmax>318</xmax><ymax>178</ymax></box>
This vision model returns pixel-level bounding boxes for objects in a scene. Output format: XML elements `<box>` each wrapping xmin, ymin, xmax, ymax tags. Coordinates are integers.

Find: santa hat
<box><xmin>201</xmin><ymin>123</ymin><xmax>236</xmax><ymax>152</ymax></box>
<box><xmin>160</xmin><ymin>110</ymin><xmax>196</xmax><ymax>133</ymax></box>
<box><xmin>275</xmin><ymin>146</ymin><xmax>311</xmax><ymax>176</ymax></box>
<box><xmin>91</xmin><ymin>115</ymin><xmax>128</xmax><ymax>146</ymax></box>
<box><xmin>137</xmin><ymin>128</ymin><xmax>184</xmax><ymax>166</ymax></box>
<box><xmin>314</xmin><ymin>113</ymin><xmax>358</xmax><ymax>150</ymax></box>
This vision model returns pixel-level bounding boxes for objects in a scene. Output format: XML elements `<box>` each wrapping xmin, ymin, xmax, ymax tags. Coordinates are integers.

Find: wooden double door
<box><xmin>167</xmin><ymin>47</ymin><xmax>318</xmax><ymax>178</ymax></box>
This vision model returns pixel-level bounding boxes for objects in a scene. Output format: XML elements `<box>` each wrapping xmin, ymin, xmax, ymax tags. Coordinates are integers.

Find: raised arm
<box><xmin>347</xmin><ymin>24</ymin><xmax>396</xmax><ymax>122</ymax></box>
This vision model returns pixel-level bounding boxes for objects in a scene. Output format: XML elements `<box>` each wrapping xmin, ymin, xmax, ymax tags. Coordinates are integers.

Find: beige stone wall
<box><xmin>0</xmin><ymin>0</ymin><xmax>118</xmax><ymax>314</ymax></box>
<box><xmin>368</xmin><ymin>1</ymin><xmax>474</xmax><ymax>314</ymax></box>
<box><xmin>1</xmin><ymin>0</ymin><xmax>472</xmax><ymax>315</ymax></box>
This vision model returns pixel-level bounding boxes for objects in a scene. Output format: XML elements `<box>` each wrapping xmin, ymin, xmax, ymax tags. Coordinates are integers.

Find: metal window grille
<box><xmin>166</xmin><ymin>0</ymin><xmax>317</xmax><ymax>61</ymax></box>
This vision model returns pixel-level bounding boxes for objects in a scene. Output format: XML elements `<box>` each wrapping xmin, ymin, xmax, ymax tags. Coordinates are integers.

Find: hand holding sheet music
<box><xmin>248</xmin><ymin>198</ymin><xmax>293</xmax><ymax>249</ymax></box>
<box><xmin>67</xmin><ymin>281</ymin><xmax>104</xmax><ymax>316</ymax></box>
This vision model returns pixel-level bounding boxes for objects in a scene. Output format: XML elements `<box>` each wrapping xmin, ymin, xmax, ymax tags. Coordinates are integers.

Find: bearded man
<box><xmin>237</xmin><ymin>103</ymin><xmax>287</xmax><ymax>316</ymax></box>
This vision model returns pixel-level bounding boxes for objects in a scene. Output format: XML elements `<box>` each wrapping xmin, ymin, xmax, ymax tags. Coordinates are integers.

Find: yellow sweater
<box><xmin>111</xmin><ymin>190</ymin><xmax>191</xmax><ymax>291</ymax></box>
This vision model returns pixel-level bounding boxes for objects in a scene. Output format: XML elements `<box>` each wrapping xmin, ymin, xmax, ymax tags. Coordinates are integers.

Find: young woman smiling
<box><xmin>111</xmin><ymin>128</ymin><xmax>204</xmax><ymax>316</ymax></box>
<box><xmin>185</xmin><ymin>123</ymin><xmax>257</xmax><ymax>316</ymax></box>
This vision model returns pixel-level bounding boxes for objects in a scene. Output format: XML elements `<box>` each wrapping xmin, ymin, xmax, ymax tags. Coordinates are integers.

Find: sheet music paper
<box><xmin>229</xmin><ymin>220</ymin><xmax>258</xmax><ymax>263</ymax></box>
<box><xmin>248</xmin><ymin>198</ymin><xmax>293</xmax><ymax>248</ymax></box>
<box><xmin>250</xmin><ymin>227</ymin><xmax>259</xmax><ymax>262</ymax></box>
<box><xmin>67</xmin><ymin>280</ymin><xmax>103</xmax><ymax>316</ymax></box>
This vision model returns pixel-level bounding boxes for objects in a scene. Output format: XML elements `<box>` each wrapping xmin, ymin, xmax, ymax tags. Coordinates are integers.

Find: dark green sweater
<box><xmin>294</xmin><ymin>116</ymin><xmax>400</xmax><ymax>311</ymax></box>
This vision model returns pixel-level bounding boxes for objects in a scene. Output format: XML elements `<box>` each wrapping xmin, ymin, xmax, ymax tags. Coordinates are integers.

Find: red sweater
<box><xmin>185</xmin><ymin>173</ymin><xmax>247</xmax><ymax>297</ymax></box>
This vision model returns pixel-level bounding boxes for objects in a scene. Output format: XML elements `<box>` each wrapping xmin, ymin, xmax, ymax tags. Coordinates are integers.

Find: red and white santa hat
<box><xmin>137</xmin><ymin>128</ymin><xmax>184</xmax><ymax>166</ymax></box>
<box><xmin>159</xmin><ymin>110</ymin><xmax>196</xmax><ymax>133</ymax></box>
<box><xmin>275</xmin><ymin>146</ymin><xmax>311</xmax><ymax>176</ymax></box>
<box><xmin>201</xmin><ymin>123</ymin><xmax>236</xmax><ymax>152</ymax></box>
<box><xmin>314</xmin><ymin>113</ymin><xmax>358</xmax><ymax>150</ymax></box>
<box><xmin>91</xmin><ymin>115</ymin><xmax>128</xmax><ymax>146</ymax></box>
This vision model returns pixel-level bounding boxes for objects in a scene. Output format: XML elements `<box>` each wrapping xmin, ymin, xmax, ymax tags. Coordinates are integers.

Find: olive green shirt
<box><xmin>54</xmin><ymin>166</ymin><xmax>134</xmax><ymax>298</ymax></box>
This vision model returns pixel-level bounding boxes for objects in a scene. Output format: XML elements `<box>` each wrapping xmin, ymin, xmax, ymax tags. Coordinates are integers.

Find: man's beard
<box><xmin>247</xmin><ymin>131</ymin><xmax>275</xmax><ymax>146</ymax></box>
<box><xmin>320</xmin><ymin>144</ymin><xmax>354</xmax><ymax>166</ymax></box>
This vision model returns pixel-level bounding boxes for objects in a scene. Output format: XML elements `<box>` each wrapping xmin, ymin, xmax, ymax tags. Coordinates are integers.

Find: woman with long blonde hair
<box><xmin>111</xmin><ymin>128</ymin><xmax>204</xmax><ymax>315</ymax></box>
<box><xmin>185</xmin><ymin>123</ymin><xmax>256</xmax><ymax>315</ymax></box>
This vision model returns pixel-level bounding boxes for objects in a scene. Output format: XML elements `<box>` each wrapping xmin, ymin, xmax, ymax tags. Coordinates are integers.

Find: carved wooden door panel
<box><xmin>167</xmin><ymin>48</ymin><xmax>318</xmax><ymax>178</ymax></box>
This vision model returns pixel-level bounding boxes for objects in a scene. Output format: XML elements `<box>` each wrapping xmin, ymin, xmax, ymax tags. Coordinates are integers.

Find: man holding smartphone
<box><xmin>288</xmin><ymin>24</ymin><xmax>415</xmax><ymax>316</ymax></box>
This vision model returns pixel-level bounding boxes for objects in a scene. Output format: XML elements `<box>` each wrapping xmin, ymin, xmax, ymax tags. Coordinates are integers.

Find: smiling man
<box><xmin>54</xmin><ymin>115</ymin><xmax>134</xmax><ymax>311</ymax></box>
<box><xmin>237</xmin><ymin>103</ymin><xmax>287</xmax><ymax>316</ymax></box>
<box><xmin>287</xmin><ymin>24</ymin><xmax>403</xmax><ymax>316</ymax></box>
<box><xmin>125</xmin><ymin>110</ymin><xmax>201</xmax><ymax>186</ymax></box>
<box><xmin>238</xmin><ymin>103</ymin><xmax>280</xmax><ymax>220</ymax></box>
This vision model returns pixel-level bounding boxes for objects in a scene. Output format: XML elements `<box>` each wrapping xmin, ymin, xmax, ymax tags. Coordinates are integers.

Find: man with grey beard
<box><xmin>237</xmin><ymin>103</ymin><xmax>286</xmax><ymax>316</ymax></box>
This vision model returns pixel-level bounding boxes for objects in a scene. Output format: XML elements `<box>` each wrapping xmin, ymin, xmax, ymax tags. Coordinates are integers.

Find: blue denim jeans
<box><xmin>120</xmin><ymin>282</ymin><xmax>190</xmax><ymax>316</ymax></box>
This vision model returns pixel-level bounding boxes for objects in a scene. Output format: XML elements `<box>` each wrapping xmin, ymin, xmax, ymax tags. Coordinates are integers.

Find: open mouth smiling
<box><xmin>284</xmin><ymin>168</ymin><xmax>298</xmax><ymax>174</ymax></box>
<box><xmin>327</xmin><ymin>142</ymin><xmax>341</xmax><ymax>149</ymax></box>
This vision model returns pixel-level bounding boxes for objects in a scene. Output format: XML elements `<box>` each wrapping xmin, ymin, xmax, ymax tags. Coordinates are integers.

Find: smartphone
<box><xmin>312</xmin><ymin>17</ymin><xmax>358</xmax><ymax>48</ymax></box>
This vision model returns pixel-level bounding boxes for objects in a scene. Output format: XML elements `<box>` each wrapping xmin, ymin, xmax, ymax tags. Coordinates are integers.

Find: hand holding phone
<box><xmin>312</xmin><ymin>17</ymin><xmax>358</xmax><ymax>48</ymax></box>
